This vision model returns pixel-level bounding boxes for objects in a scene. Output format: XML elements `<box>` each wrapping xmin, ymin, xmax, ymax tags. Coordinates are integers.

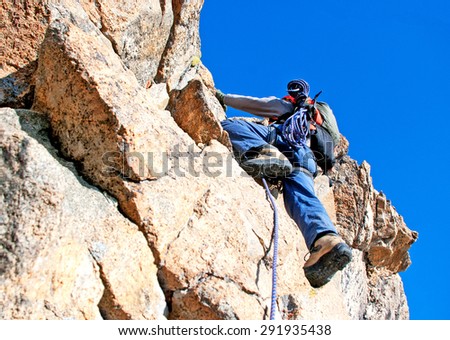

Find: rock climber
<box><xmin>216</xmin><ymin>79</ymin><xmax>352</xmax><ymax>288</ymax></box>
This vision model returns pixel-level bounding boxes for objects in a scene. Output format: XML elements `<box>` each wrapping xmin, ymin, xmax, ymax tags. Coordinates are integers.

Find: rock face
<box><xmin>0</xmin><ymin>1</ymin><xmax>49</xmax><ymax>108</ymax></box>
<box><xmin>79</xmin><ymin>0</ymin><xmax>174</xmax><ymax>87</ymax></box>
<box><xmin>0</xmin><ymin>108</ymin><xmax>166</xmax><ymax>319</ymax></box>
<box><xmin>167</xmin><ymin>78</ymin><xmax>230</xmax><ymax>147</ymax></box>
<box><xmin>1</xmin><ymin>1</ymin><xmax>417</xmax><ymax>320</ymax></box>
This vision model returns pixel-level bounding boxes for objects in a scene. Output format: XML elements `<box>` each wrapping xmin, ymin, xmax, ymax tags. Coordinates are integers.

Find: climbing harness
<box><xmin>261</xmin><ymin>177</ymin><xmax>279</xmax><ymax>320</ymax></box>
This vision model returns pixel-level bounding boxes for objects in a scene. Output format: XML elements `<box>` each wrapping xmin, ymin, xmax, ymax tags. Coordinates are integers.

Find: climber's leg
<box><xmin>280</xmin><ymin>145</ymin><xmax>352</xmax><ymax>288</ymax></box>
<box><xmin>221</xmin><ymin>119</ymin><xmax>292</xmax><ymax>177</ymax></box>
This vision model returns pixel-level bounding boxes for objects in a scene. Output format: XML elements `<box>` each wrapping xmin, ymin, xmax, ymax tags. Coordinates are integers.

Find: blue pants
<box><xmin>221</xmin><ymin>119</ymin><xmax>337</xmax><ymax>249</ymax></box>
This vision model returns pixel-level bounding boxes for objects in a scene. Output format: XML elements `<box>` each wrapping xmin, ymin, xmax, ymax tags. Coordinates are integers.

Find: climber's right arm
<box><xmin>221</xmin><ymin>93</ymin><xmax>294</xmax><ymax>118</ymax></box>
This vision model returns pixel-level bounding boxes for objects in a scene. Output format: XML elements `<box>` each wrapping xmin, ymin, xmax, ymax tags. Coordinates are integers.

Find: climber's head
<box><xmin>287</xmin><ymin>79</ymin><xmax>310</xmax><ymax>103</ymax></box>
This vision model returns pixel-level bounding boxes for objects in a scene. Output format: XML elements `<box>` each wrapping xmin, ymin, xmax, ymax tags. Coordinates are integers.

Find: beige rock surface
<box><xmin>167</xmin><ymin>78</ymin><xmax>229</xmax><ymax>147</ymax></box>
<box><xmin>0</xmin><ymin>1</ymin><xmax>49</xmax><ymax>107</ymax></box>
<box><xmin>331</xmin><ymin>154</ymin><xmax>417</xmax><ymax>272</ymax></box>
<box><xmin>155</xmin><ymin>0</ymin><xmax>205</xmax><ymax>90</ymax></box>
<box><xmin>79</xmin><ymin>0</ymin><xmax>174</xmax><ymax>86</ymax></box>
<box><xmin>0</xmin><ymin>1</ymin><xmax>49</xmax><ymax>72</ymax></box>
<box><xmin>0</xmin><ymin>108</ymin><xmax>166</xmax><ymax>319</ymax></box>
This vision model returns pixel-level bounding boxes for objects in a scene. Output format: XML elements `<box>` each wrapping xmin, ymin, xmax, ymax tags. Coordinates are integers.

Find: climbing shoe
<box><xmin>303</xmin><ymin>234</ymin><xmax>352</xmax><ymax>288</ymax></box>
<box><xmin>241</xmin><ymin>145</ymin><xmax>293</xmax><ymax>178</ymax></box>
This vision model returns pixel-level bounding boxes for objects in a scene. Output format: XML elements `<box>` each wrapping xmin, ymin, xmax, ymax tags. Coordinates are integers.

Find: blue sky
<box><xmin>199</xmin><ymin>0</ymin><xmax>450</xmax><ymax>320</ymax></box>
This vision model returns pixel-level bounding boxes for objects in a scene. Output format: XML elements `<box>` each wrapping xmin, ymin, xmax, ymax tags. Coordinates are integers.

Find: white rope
<box><xmin>281</xmin><ymin>107</ymin><xmax>309</xmax><ymax>148</ymax></box>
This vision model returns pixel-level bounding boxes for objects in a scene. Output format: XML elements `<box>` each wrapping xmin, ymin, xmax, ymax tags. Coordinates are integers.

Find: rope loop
<box><xmin>281</xmin><ymin>107</ymin><xmax>309</xmax><ymax>148</ymax></box>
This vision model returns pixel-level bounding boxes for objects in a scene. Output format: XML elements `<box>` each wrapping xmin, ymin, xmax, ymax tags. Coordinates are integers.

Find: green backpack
<box><xmin>315</xmin><ymin>101</ymin><xmax>341</xmax><ymax>145</ymax></box>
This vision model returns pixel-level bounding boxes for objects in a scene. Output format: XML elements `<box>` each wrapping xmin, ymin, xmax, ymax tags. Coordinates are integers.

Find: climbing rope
<box><xmin>281</xmin><ymin>107</ymin><xmax>310</xmax><ymax>149</ymax></box>
<box><xmin>261</xmin><ymin>177</ymin><xmax>279</xmax><ymax>320</ymax></box>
